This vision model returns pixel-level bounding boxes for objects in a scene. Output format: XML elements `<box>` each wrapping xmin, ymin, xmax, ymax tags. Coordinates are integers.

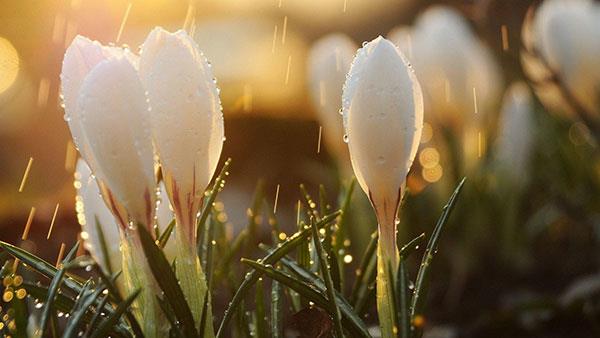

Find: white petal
<box><xmin>307</xmin><ymin>33</ymin><xmax>356</xmax><ymax>162</ymax></box>
<box><xmin>139</xmin><ymin>27</ymin><xmax>224</xmax><ymax>230</ymax></box>
<box><xmin>77</xmin><ymin>56</ymin><xmax>156</xmax><ymax>227</ymax></box>
<box><xmin>343</xmin><ymin>37</ymin><xmax>423</xmax><ymax>210</ymax></box>
<box><xmin>76</xmin><ymin>159</ymin><xmax>122</xmax><ymax>274</ymax></box>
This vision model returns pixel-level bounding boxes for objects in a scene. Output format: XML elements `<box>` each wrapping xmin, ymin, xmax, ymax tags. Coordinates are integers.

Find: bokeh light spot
<box><xmin>0</xmin><ymin>37</ymin><xmax>19</xmax><ymax>94</ymax></box>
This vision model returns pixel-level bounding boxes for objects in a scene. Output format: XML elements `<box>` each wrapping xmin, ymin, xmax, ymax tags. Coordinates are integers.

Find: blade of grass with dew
<box><xmin>137</xmin><ymin>226</ymin><xmax>199</xmax><ymax>338</ymax></box>
<box><xmin>215</xmin><ymin>211</ymin><xmax>341</xmax><ymax>338</ymax></box>
<box><xmin>196</xmin><ymin>158</ymin><xmax>231</xmax><ymax>253</ymax></box>
<box><xmin>90</xmin><ymin>289</ymin><xmax>141</xmax><ymax>338</ymax></box>
<box><xmin>0</xmin><ymin>241</ymin><xmax>83</xmax><ymax>292</ymax></box>
<box><xmin>350</xmin><ymin>231</ymin><xmax>378</xmax><ymax>305</ymax></box>
<box><xmin>311</xmin><ymin>217</ymin><xmax>344</xmax><ymax>337</ymax></box>
<box><xmin>255</xmin><ymin>277</ymin><xmax>268</xmax><ymax>338</ymax></box>
<box><xmin>270</xmin><ymin>278</ymin><xmax>283</xmax><ymax>338</ymax></box>
<box><xmin>242</xmin><ymin>259</ymin><xmax>371</xmax><ymax>338</ymax></box>
<box><xmin>354</xmin><ymin>255</ymin><xmax>377</xmax><ymax>316</ymax></box>
<box><xmin>157</xmin><ymin>296</ymin><xmax>185</xmax><ymax>338</ymax></box>
<box><xmin>400</xmin><ymin>233</ymin><xmax>425</xmax><ymax>259</ymax></box>
<box><xmin>410</xmin><ymin>178</ymin><xmax>466</xmax><ymax>337</ymax></box>
<box><xmin>38</xmin><ymin>267</ymin><xmax>66</xmax><ymax>336</ymax></box>
<box><xmin>63</xmin><ymin>286</ymin><xmax>105</xmax><ymax>338</ymax></box>
<box><xmin>92</xmin><ymin>265</ymin><xmax>144</xmax><ymax>337</ymax></box>
<box><xmin>158</xmin><ymin>219</ymin><xmax>176</xmax><ymax>249</ymax></box>
<box><xmin>334</xmin><ymin>179</ymin><xmax>356</xmax><ymax>257</ymax></box>
<box><xmin>300</xmin><ymin>184</ymin><xmax>321</xmax><ymax>220</ymax></box>
<box><xmin>83</xmin><ymin>294</ymin><xmax>110</xmax><ymax>337</ymax></box>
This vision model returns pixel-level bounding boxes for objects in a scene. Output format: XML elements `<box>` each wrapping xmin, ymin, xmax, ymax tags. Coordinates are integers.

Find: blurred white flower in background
<box><xmin>523</xmin><ymin>0</ymin><xmax>600</xmax><ymax>119</ymax></box>
<box><xmin>307</xmin><ymin>33</ymin><xmax>356</xmax><ymax>169</ymax></box>
<box><xmin>389</xmin><ymin>6</ymin><xmax>502</xmax><ymax>130</ymax></box>
<box><xmin>494</xmin><ymin>82</ymin><xmax>536</xmax><ymax>185</ymax></box>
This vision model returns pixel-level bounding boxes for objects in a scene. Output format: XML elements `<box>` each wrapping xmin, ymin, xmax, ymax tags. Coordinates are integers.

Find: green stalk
<box><xmin>121</xmin><ymin>232</ymin><xmax>168</xmax><ymax>338</ymax></box>
<box><xmin>176</xmin><ymin>225</ymin><xmax>215</xmax><ymax>337</ymax></box>
<box><xmin>376</xmin><ymin>223</ymin><xmax>399</xmax><ymax>338</ymax></box>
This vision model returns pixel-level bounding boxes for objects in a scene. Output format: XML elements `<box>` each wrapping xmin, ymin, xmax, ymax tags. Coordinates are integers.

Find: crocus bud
<box><xmin>343</xmin><ymin>36</ymin><xmax>423</xmax><ymax>338</ymax></box>
<box><xmin>307</xmin><ymin>34</ymin><xmax>356</xmax><ymax>167</ymax></box>
<box><xmin>139</xmin><ymin>27</ymin><xmax>222</xmax><ymax>333</ymax></box>
<box><xmin>388</xmin><ymin>6</ymin><xmax>502</xmax><ymax>130</ymax></box>
<box><xmin>343</xmin><ymin>36</ymin><xmax>423</xmax><ymax>235</ymax></box>
<box><xmin>75</xmin><ymin>55</ymin><xmax>156</xmax><ymax>229</ymax></box>
<box><xmin>530</xmin><ymin>0</ymin><xmax>600</xmax><ymax>117</ymax></box>
<box><xmin>75</xmin><ymin>159</ymin><xmax>122</xmax><ymax>275</ymax></box>
<box><xmin>61</xmin><ymin>36</ymin><xmax>139</xmax><ymax>172</ymax></box>
<box><xmin>494</xmin><ymin>82</ymin><xmax>535</xmax><ymax>185</ymax></box>
<box><xmin>139</xmin><ymin>27</ymin><xmax>224</xmax><ymax>240</ymax></box>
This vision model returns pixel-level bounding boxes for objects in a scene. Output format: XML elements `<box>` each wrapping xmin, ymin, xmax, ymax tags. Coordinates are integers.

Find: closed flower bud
<box><xmin>494</xmin><ymin>82</ymin><xmax>535</xmax><ymax>185</ymax></box>
<box><xmin>139</xmin><ymin>27</ymin><xmax>224</xmax><ymax>240</ymax></box>
<box><xmin>389</xmin><ymin>6</ymin><xmax>502</xmax><ymax>130</ymax></box>
<box><xmin>77</xmin><ymin>55</ymin><xmax>156</xmax><ymax>229</ymax></box>
<box><xmin>343</xmin><ymin>36</ymin><xmax>423</xmax><ymax>338</ymax></box>
<box><xmin>530</xmin><ymin>0</ymin><xmax>600</xmax><ymax>117</ymax></box>
<box><xmin>307</xmin><ymin>34</ymin><xmax>357</xmax><ymax>167</ymax></box>
<box><xmin>139</xmin><ymin>27</ymin><xmax>221</xmax><ymax>332</ymax></box>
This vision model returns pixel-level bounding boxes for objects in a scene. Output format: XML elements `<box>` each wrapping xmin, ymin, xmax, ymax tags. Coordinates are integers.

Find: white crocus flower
<box><xmin>342</xmin><ymin>36</ymin><xmax>423</xmax><ymax>338</ymax></box>
<box><xmin>494</xmin><ymin>82</ymin><xmax>536</xmax><ymax>185</ymax></box>
<box><xmin>530</xmin><ymin>0</ymin><xmax>600</xmax><ymax>118</ymax></box>
<box><xmin>307</xmin><ymin>33</ymin><xmax>357</xmax><ymax>170</ymax></box>
<box><xmin>62</xmin><ymin>37</ymin><xmax>164</xmax><ymax>338</ymax></box>
<box><xmin>139</xmin><ymin>27</ymin><xmax>223</xmax><ymax>334</ymax></box>
<box><xmin>389</xmin><ymin>6</ymin><xmax>502</xmax><ymax>130</ymax></box>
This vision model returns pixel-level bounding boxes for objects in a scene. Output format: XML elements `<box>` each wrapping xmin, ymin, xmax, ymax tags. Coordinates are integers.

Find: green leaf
<box><xmin>410</xmin><ymin>178</ymin><xmax>466</xmax><ymax>336</ymax></box>
<box><xmin>196</xmin><ymin>158</ymin><xmax>232</xmax><ymax>253</ymax></box>
<box><xmin>397</xmin><ymin>260</ymin><xmax>410</xmax><ymax>338</ymax></box>
<box><xmin>350</xmin><ymin>231</ymin><xmax>378</xmax><ymax>305</ymax></box>
<box><xmin>157</xmin><ymin>296</ymin><xmax>185</xmax><ymax>338</ymax></box>
<box><xmin>270</xmin><ymin>279</ymin><xmax>283</xmax><ymax>338</ymax></box>
<box><xmin>63</xmin><ymin>286</ymin><xmax>105</xmax><ymax>338</ymax></box>
<box><xmin>215</xmin><ymin>211</ymin><xmax>341</xmax><ymax>338</ymax></box>
<box><xmin>0</xmin><ymin>241</ymin><xmax>83</xmax><ymax>292</ymax></box>
<box><xmin>137</xmin><ymin>226</ymin><xmax>199</xmax><ymax>338</ymax></box>
<box><xmin>400</xmin><ymin>233</ymin><xmax>425</xmax><ymax>259</ymax></box>
<box><xmin>83</xmin><ymin>294</ymin><xmax>110</xmax><ymax>337</ymax></box>
<box><xmin>158</xmin><ymin>219</ymin><xmax>176</xmax><ymax>249</ymax></box>
<box><xmin>242</xmin><ymin>259</ymin><xmax>371</xmax><ymax>338</ymax></box>
<box><xmin>38</xmin><ymin>266</ymin><xmax>66</xmax><ymax>335</ymax></box>
<box><xmin>198</xmin><ymin>290</ymin><xmax>211</xmax><ymax>338</ymax></box>
<box><xmin>90</xmin><ymin>289</ymin><xmax>140</xmax><ymax>338</ymax></box>
<box><xmin>311</xmin><ymin>217</ymin><xmax>343</xmax><ymax>337</ymax></box>
<box><xmin>255</xmin><ymin>278</ymin><xmax>268</xmax><ymax>338</ymax></box>
<box><xmin>95</xmin><ymin>216</ymin><xmax>113</xmax><ymax>276</ymax></box>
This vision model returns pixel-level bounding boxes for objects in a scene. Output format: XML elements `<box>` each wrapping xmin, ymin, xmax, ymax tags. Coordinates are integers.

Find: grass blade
<box><xmin>350</xmin><ymin>231</ymin><xmax>378</xmax><ymax>305</ymax></box>
<box><xmin>63</xmin><ymin>287</ymin><xmax>104</xmax><ymax>338</ymax></box>
<box><xmin>137</xmin><ymin>226</ymin><xmax>199</xmax><ymax>338</ymax></box>
<box><xmin>90</xmin><ymin>289</ymin><xmax>140</xmax><ymax>338</ymax></box>
<box><xmin>196</xmin><ymin>158</ymin><xmax>231</xmax><ymax>252</ymax></box>
<box><xmin>400</xmin><ymin>233</ymin><xmax>425</xmax><ymax>259</ymax></box>
<box><xmin>242</xmin><ymin>259</ymin><xmax>371</xmax><ymax>338</ymax></box>
<box><xmin>158</xmin><ymin>219</ymin><xmax>176</xmax><ymax>249</ymax></box>
<box><xmin>255</xmin><ymin>278</ymin><xmax>268</xmax><ymax>338</ymax></box>
<box><xmin>397</xmin><ymin>260</ymin><xmax>410</xmax><ymax>338</ymax></box>
<box><xmin>410</xmin><ymin>178</ymin><xmax>466</xmax><ymax>336</ymax></box>
<box><xmin>215</xmin><ymin>210</ymin><xmax>341</xmax><ymax>338</ymax></box>
<box><xmin>311</xmin><ymin>217</ymin><xmax>344</xmax><ymax>337</ymax></box>
<box><xmin>270</xmin><ymin>279</ymin><xmax>283</xmax><ymax>338</ymax></box>
<box><xmin>38</xmin><ymin>267</ymin><xmax>66</xmax><ymax>336</ymax></box>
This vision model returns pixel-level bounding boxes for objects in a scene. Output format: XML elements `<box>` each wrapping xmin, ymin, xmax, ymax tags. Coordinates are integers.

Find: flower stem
<box><xmin>175</xmin><ymin>225</ymin><xmax>215</xmax><ymax>337</ymax></box>
<box><xmin>376</xmin><ymin>220</ymin><xmax>399</xmax><ymax>338</ymax></box>
<box><xmin>122</xmin><ymin>232</ymin><xmax>168</xmax><ymax>338</ymax></box>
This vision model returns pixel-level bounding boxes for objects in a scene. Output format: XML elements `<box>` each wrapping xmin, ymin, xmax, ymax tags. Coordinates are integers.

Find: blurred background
<box><xmin>1</xmin><ymin>0</ymin><xmax>600</xmax><ymax>337</ymax></box>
